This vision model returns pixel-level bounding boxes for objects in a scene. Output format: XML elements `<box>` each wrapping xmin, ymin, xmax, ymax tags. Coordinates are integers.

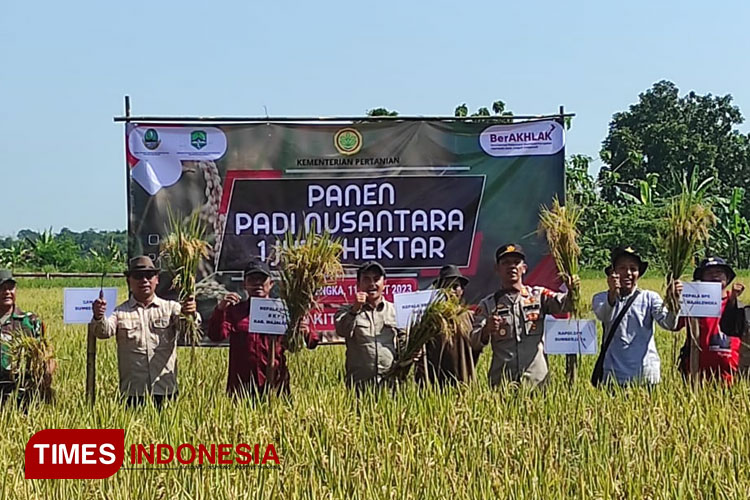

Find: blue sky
<box><xmin>1</xmin><ymin>0</ymin><xmax>748</xmax><ymax>237</ymax></box>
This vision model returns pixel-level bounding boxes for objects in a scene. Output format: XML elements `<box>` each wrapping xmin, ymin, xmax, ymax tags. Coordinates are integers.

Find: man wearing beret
<box><xmin>471</xmin><ymin>244</ymin><xmax>576</xmax><ymax>388</ymax></box>
<box><xmin>90</xmin><ymin>256</ymin><xmax>199</xmax><ymax>408</ymax></box>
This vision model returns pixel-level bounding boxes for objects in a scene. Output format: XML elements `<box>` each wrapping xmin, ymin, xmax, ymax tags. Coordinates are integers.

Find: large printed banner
<box><xmin>124</xmin><ymin>120</ymin><xmax>565</xmax><ymax>340</ymax></box>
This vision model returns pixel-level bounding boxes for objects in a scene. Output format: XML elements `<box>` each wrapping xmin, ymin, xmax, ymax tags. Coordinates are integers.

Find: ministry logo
<box><xmin>191</xmin><ymin>130</ymin><xmax>207</xmax><ymax>150</ymax></box>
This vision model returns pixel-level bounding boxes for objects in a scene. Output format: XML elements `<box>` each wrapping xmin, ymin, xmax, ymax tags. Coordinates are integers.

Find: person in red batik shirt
<box><xmin>208</xmin><ymin>259</ymin><xmax>319</xmax><ymax>397</ymax></box>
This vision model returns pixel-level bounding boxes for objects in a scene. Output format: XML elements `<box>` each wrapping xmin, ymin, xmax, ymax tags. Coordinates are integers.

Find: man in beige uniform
<box><xmin>89</xmin><ymin>256</ymin><xmax>198</xmax><ymax>408</ymax></box>
<box><xmin>334</xmin><ymin>261</ymin><xmax>403</xmax><ymax>391</ymax></box>
<box><xmin>471</xmin><ymin>244</ymin><xmax>575</xmax><ymax>388</ymax></box>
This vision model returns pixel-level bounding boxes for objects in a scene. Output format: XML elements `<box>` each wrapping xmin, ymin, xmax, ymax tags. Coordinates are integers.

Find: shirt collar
<box><xmin>618</xmin><ymin>285</ymin><xmax>640</xmax><ymax>301</ymax></box>
<box><xmin>363</xmin><ymin>300</ymin><xmax>386</xmax><ymax>312</ymax></box>
<box><xmin>128</xmin><ymin>295</ymin><xmax>163</xmax><ymax>309</ymax></box>
<box><xmin>1</xmin><ymin>306</ymin><xmax>25</xmax><ymax>325</ymax></box>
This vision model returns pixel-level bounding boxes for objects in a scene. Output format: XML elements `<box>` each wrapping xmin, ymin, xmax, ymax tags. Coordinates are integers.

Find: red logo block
<box><xmin>25</xmin><ymin>429</ymin><xmax>124</xmax><ymax>479</ymax></box>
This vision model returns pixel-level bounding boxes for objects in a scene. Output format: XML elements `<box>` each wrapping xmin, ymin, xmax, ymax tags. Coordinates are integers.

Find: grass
<box><xmin>1</xmin><ymin>275</ymin><xmax>750</xmax><ymax>499</ymax></box>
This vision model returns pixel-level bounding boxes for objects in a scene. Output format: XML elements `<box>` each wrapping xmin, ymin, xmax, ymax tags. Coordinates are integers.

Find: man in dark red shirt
<box><xmin>678</xmin><ymin>257</ymin><xmax>745</xmax><ymax>384</ymax></box>
<box><xmin>208</xmin><ymin>259</ymin><xmax>319</xmax><ymax>397</ymax></box>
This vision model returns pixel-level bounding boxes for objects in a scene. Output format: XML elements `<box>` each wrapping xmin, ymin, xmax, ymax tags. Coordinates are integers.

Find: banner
<box><xmin>125</xmin><ymin>119</ymin><xmax>565</xmax><ymax>340</ymax></box>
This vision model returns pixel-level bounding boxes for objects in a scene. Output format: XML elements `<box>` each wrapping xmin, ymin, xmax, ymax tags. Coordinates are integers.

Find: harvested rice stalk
<box><xmin>387</xmin><ymin>290</ymin><xmax>471</xmax><ymax>380</ymax></box>
<box><xmin>538</xmin><ymin>196</ymin><xmax>583</xmax><ymax>318</ymax></box>
<box><xmin>4</xmin><ymin>329</ymin><xmax>55</xmax><ymax>402</ymax></box>
<box><xmin>659</xmin><ymin>176</ymin><xmax>715</xmax><ymax>314</ymax></box>
<box><xmin>160</xmin><ymin>207</ymin><xmax>209</xmax><ymax>348</ymax></box>
<box><xmin>275</xmin><ymin>227</ymin><xmax>344</xmax><ymax>353</ymax></box>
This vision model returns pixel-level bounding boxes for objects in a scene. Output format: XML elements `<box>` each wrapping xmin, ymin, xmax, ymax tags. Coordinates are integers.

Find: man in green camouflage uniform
<box><xmin>0</xmin><ymin>269</ymin><xmax>46</xmax><ymax>406</ymax></box>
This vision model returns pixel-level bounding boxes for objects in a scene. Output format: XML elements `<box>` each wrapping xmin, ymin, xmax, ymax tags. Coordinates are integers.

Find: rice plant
<box><xmin>538</xmin><ymin>196</ymin><xmax>583</xmax><ymax>318</ymax></box>
<box><xmin>387</xmin><ymin>290</ymin><xmax>472</xmax><ymax>380</ymax></box>
<box><xmin>3</xmin><ymin>328</ymin><xmax>55</xmax><ymax>402</ymax></box>
<box><xmin>160</xmin><ymin>207</ymin><xmax>209</xmax><ymax>348</ymax></box>
<box><xmin>275</xmin><ymin>227</ymin><xmax>344</xmax><ymax>353</ymax></box>
<box><xmin>659</xmin><ymin>170</ymin><xmax>716</xmax><ymax>314</ymax></box>
<box><xmin>2</xmin><ymin>276</ymin><xmax>750</xmax><ymax>499</ymax></box>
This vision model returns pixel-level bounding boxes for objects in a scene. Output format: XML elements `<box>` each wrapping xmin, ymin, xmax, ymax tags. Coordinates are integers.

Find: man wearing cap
<box><xmin>676</xmin><ymin>257</ymin><xmax>745</xmax><ymax>383</ymax></box>
<box><xmin>90</xmin><ymin>256</ymin><xmax>199</xmax><ymax>408</ymax></box>
<box><xmin>415</xmin><ymin>265</ymin><xmax>480</xmax><ymax>385</ymax></box>
<box><xmin>592</xmin><ymin>246</ymin><xmax>682</xmax><ymax>387</ymax></box>
<box><xmin>207</xmin><ymin>258</ymin><xmax>319</xmax><ymax>398</ymax></box>
<box><xmin>470</xmin><ymin>244</ymin><xmax>576</xmax><ymax>388</ymax></box>
<box><xmin>0</xmin><ymin>270</ymin><xmax>53</xmax><ymax>405</ymax></box>
<box><xmin>335</xmin><ymin>261</ymin><xmax>404</xmax><ymax>390</ymax></box>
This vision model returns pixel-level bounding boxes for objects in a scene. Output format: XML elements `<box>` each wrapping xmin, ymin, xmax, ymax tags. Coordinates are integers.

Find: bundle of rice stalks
<box><xmin>659</xmin><ymin>177</ymin><xmax>716</xmax><ymax>314</ymax></box>
<box><xmin>538</xmin><ymin>196</ymin><xmax>583</xmax><ymax>318</ymax></box>
<box><xmin>275</xmin><ymin>228</ymin><xmax>344</xmax><ymax>353</ymax></box>
<box><xmin>4</xmin><ymin>330</ymin><xmax>55</xmax><ymax>402</ymax></box>
<box><xmin>160</xmin><ymin>208</ymin><xmax>209</xmax><ymax>347</ymax></box>
<box><xmin>387</xmin><ymin>290</ymin><xmax>472</xmax><ymax>380</ymax></box>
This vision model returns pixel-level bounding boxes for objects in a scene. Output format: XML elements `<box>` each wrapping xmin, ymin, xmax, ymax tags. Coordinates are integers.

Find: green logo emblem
<box><xmin>191</xmin><ymin>130</ymin><xmax>207</xmax><ymax>150</ymax></box>
<box><xmin>334</xmin><ymin>128</ymin><xmax>362</xmax><ymax>155</ymax></box>
<box><xmin>143</xmin><ymin>128</ymin><xmax>160</xmax><ymax>150</ymax></box>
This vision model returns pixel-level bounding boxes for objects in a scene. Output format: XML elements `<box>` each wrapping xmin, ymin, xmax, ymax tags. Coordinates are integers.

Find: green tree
<box><xmin>366</xmin><ymin>108</ymin><xmax>398</xmax><ymax>117</ymax></box>
<box><xmin>599</xmin><ymin>80</ymin><xmax>750</xmax><ymax>214</ymax></box>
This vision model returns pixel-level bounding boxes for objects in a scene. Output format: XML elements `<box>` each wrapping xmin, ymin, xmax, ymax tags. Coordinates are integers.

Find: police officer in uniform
<box><xmin>471</xmin><ymin>244</ymin><xmax>575</xmax><ymax>388</ymax></box>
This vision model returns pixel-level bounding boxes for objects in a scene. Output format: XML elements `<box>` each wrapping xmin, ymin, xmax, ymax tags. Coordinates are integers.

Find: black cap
<box><xmin>432</xmin><ymin>265</ymin><xmax>469</xmax><ymax>287</ymax></box>
<box><xmin>495</xmin><ymin>244</ymin><xmax>526</xmax><ymax>262</ymax></box>
<box><xmin>357</xmin><ymin>261</ymin><xmax>386</xmax><ymax>280</ymax></box>
<box><xmin>693</xmin><ymin>256</ymin><xmax>736</xmax><ymax>284</ymax></box>
<box><xmin>605</xmin><ymin>246</ymin><xmax>648</xmax><ymax>276</ymax></box>
<box><xmin>244</xmin><ymin>259</ymin><xmax>272</xmax><ymax>278</ymax></box>
<box><xmin>0</xmin><ymin>269</ymin><xmax>16</xmax><ymax>287</ymax></box>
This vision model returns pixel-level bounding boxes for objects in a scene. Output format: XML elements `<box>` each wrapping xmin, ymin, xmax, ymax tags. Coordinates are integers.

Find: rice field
<box><xmin>2</xmin><ymin>274</ymin><xmax>750</xmax><ymax>499</ymax></box>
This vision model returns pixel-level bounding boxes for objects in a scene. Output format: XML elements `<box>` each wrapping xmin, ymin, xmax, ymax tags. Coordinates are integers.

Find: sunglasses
<box><xmin>130</xmin><ymin>271</ymin><xmax>158</xmax><ymax>280</ymax></box>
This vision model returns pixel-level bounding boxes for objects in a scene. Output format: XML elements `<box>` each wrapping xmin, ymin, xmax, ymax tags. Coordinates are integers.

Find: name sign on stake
<box><xmin>249</xmin><ymin>298</ymin><xmax>288</xmax><ymax>335</ymax></box>
<box><xmin>543</xmin><ymin>317</ymin><xmax>597</xmax><ymax>355</ymax></box>
<box><xmin>63</xmin><ymin>288</ymin><xmax>118</xmax><ymax>324</ymax></box>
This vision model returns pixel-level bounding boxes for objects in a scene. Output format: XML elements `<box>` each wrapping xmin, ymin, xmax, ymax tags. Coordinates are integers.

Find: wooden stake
<box><xmin>266</xmin><ymin>337</ymin><xmax>277</xmax><ymax>391</ymax></box>
<box><xmin>86</xmin><ymin>329</ymin><xmax>96</xmax><ymax>405</ymax></box>
<box><xmin>688</xmin><ymin>317</ymin><xmax>700</xmax><ymax>388</ymax></box>
<box><xmin>565</xmin><ymin>354</ymin><xmax>577</xmax><ymax>385</ymax></box>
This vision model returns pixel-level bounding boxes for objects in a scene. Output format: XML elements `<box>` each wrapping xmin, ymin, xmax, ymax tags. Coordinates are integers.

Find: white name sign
<box><xmin>543</xmin><ymin>317</ymin><xmax>597</xmax><ymax>355</ymax></box>
<box><xmin>63</xmin><ymin>288</ymin><xmax>118</xmax><ymax>324</ymax></box>
<box><xmin>680</xmin><ymin>281</ymin><xmax>722</xmax><ymax>318</ymax></box>
<box><xmin>393</xmin><ymin>290</ymin><xmax>436</xmax><ymax>329</ymax></box>
<box><xmin>249</xmin><ymin>297</ymin><xmax>288</xmax><ymax>335</ymax></box>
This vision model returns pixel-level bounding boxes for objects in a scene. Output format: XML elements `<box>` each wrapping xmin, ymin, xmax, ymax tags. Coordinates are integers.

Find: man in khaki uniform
<box><xmin>471</xmin><ymin>244</ymin><xmax>574</xmax><ymax>388</ymax></box>
<box><xmin>335</xmin><ymin>261</ymin><xmax>403</xmax><ymax>390</ymax></box>
<box><xmin>89</xmin><ymin>256</ymin><xmax>198</xmax><ymax>408</ymax></box>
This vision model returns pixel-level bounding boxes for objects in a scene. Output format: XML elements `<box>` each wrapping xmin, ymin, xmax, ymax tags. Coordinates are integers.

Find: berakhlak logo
<box><xmin>143</xmin><ymin>128</ymin><xmax>160</xmax><ymax>150</ymax></box>
<box><xmin>334</xmin><ymin>128</ymin><xmax>362</xmax><ymax>156</ymax></box>
<box><xmin>190</xmin><ymin>130</ymin><xmax>207</xmax><ymax>150</ymax></box>
<box><xmin>25</xmin><ymin>429</ymin><xmax>124</xmax><ymax>479</ymax></box>
<box><xmin>478</xmin><ymin>120</ymin><xmax>564</xmax><ymax>157</ymax></box>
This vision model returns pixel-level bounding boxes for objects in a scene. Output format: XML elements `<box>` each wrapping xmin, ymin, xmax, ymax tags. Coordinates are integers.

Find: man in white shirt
<box><xmin>592</xmin><ymin>246</ymin><xmax>682</xmax><ymax>386</ymax></box>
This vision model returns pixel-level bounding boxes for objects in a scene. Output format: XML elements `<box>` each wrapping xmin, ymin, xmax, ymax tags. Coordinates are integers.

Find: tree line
<box><xmin>0</xmin><ymin>228</ymin><xmax>126</xmax><ymax>272</ymax></box>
